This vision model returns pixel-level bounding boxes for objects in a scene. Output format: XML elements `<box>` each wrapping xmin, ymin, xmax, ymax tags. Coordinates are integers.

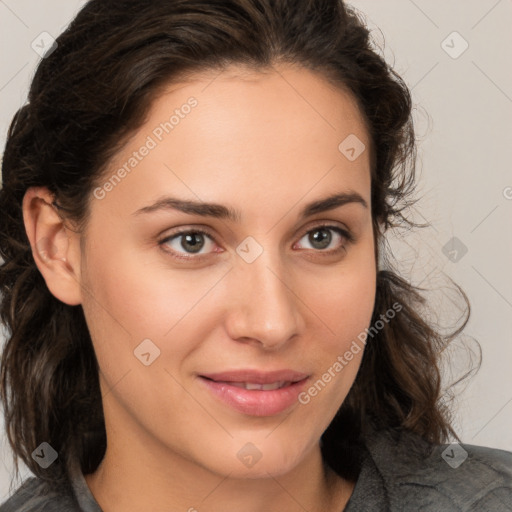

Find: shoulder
<box><xmin>0</xmin><ymin>476</ymin><xmax>78</xmax><ymax>512</ymax></box>
<box><xmin>364</xmin><ymin>427</ymin><xmax>512</xmax><ymax>511</ymax></box>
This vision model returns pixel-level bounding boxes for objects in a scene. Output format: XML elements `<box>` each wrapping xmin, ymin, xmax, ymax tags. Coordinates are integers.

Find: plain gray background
<box><xmin>1</xmin><ymin>0</ymin><xmax>511</xmax><ymax>499</ymax></box>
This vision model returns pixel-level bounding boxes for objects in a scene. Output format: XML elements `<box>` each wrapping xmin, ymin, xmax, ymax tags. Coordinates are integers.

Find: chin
<box><xmin>201</xmin><ymin>438</ymin><xmax>309</xmax><ymax>480</ymax></box>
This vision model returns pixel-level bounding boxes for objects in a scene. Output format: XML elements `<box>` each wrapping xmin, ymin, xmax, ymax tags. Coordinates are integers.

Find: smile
<box><xmin>198</xmin><ymin>370</ymin><xmax>310</xmax><ymax>416</ymax></box>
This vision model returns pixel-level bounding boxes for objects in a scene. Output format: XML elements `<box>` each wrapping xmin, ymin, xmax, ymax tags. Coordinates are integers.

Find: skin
<box><xmin>23</xmin><ymin>63</ymin><xmax>377</xmax><ymax>512</ymax></box>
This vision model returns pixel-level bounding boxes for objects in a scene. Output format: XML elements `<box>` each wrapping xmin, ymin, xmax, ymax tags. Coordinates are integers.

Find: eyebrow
<box><xmin>132</xmin><ymin>191</ymin><xmax>368</xmax><ymax>222</ymax></box>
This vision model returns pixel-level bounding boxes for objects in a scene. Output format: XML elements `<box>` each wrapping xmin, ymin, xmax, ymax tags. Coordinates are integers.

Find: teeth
<box><xmin>227</xmin><ymin>381</ymin><xmax>291</xmax><ymax>390</ymax></box>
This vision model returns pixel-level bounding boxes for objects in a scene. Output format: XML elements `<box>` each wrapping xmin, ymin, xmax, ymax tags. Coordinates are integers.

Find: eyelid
<box><xmin>296</xmin><ymin>219</ymin><xmax>354</xmax><ymax>241</ymax></box>
<box><xmin>158</xmin><ymin>221</ymin><xmax>354</xmax><ymax>260</ymax></box>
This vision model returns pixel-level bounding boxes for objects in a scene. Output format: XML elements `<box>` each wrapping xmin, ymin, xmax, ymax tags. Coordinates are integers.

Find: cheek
<box><xmin>290</xmin><ymin>267</ymin><xmax>376</xmax><ymax>451</ymax></box>
<box><xmin>311</xmin><ymin>255</ymin><xmax>377</xmax><ymax>346</ymax></box>
<box><xmin>80</xmin><ymin>242</ymin><xmax>231</xmax><ymax>379</ymax></box>
<box><xmin>82</xmin><ymin>244</ymin><xmax>199</xmax><ymax>336</ymax></box>
<box><xmin>78</xmin><ymin>241</ymin><xmax>167</xmax><ymax>385</ymax></box>
<box><xmin>299</xmin><ymin>247</ymin><xmax>376</xmax><ymax>397</ymax></box>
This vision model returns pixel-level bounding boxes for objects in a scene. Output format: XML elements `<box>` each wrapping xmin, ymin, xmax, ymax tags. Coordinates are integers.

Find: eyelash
<box><xmin>158</xmin><ymin>224</ymin><xmax>355</xmax><ymax>262</ymax></box>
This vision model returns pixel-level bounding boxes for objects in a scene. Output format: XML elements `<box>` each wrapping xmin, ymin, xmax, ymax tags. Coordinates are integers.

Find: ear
<box><xmin>22</xmin><ymin>187</ymin><xmax>83</xmax><ymax>306</ymax></box>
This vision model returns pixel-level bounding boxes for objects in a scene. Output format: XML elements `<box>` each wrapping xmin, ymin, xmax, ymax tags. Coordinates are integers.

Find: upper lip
<box><xmin>199</xmin><ymin>369</ymin><xmax>309</xmax><ymax>384</ymax></box>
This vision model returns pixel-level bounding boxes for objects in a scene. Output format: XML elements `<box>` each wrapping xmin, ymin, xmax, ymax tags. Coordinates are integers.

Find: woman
<box><xmin>0</xmin><ymin>0</ymin><xmax>511</xmax><ymax>510</ymax></box>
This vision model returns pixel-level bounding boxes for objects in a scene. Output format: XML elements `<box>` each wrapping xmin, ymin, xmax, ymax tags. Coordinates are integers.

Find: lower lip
<box><xmin>198</xmin><ymin>376</ymin><xmax>309</xmax><ymax>416</ymax></box>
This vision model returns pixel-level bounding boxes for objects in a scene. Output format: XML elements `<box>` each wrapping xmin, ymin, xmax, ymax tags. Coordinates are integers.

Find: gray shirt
<box><xmin>1</xmin><ymin>428</ymin><xmax>511</xmax><ymax>511</ymax></box>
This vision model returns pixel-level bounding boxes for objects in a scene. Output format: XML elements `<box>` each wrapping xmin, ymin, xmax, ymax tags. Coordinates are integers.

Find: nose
<box><xmin>224</xmin><ymin>251</ymin><xmax>304</xmax><ymax>351</ymax></box>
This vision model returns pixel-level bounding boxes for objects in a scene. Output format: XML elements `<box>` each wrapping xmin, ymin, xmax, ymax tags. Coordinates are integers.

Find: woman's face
<box><xmin>78</xmin><ymin>63</ymin><xmax>377</xmax><ymax>478</ymax></box>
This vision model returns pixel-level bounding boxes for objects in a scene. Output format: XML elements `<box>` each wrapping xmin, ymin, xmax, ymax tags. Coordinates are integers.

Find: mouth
<box><xmin>213</xmin><ymin>380</ymin><xmax>293</xmax><ymax>391</ymax></box>
<box><xmin>198</xmin><ymin>370</ymin><xmax>310</xmax><ymax>416</ymax></box>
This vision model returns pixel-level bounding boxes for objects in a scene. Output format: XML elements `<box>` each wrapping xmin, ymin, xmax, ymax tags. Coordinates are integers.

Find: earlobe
<box><xmin>22</xmin><ymin>187</ymin><xmax>83</xmax><ymax>306</ymax></box>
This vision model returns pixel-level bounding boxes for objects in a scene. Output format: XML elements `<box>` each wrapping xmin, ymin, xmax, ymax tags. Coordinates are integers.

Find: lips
<box><xmin>198</xmin><ymin>369</ymin><xmax>310</xmax><ymax>416</ymax></box>
<box><xmin>200</xmin><ymin>369</ymin><xmax>309</xmax><ymax>384</ymax></box>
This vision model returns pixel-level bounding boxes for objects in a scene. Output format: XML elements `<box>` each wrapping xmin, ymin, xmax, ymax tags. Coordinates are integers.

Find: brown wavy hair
<box><xmin>0</xmin><ymin>0</ymin><xmax>478</xmax><ymax>492</ymax></box>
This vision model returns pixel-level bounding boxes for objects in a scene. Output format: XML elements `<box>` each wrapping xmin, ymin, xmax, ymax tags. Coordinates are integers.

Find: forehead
<box><xmin>92</xmin><ymin>63</ymin><xmax>371</xmax><ymax>222</ymax></box>
<box><xmin>157</xmin><ymin>63</ymin><xmax>369</xmax><ymax>139</ymax></box>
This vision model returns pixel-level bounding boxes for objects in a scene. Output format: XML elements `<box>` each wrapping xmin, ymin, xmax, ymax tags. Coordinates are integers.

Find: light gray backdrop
<box><xmin>1</xmin><ymin>0</ymin><xmax>511</xmax><ymax>499</ymax></box>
